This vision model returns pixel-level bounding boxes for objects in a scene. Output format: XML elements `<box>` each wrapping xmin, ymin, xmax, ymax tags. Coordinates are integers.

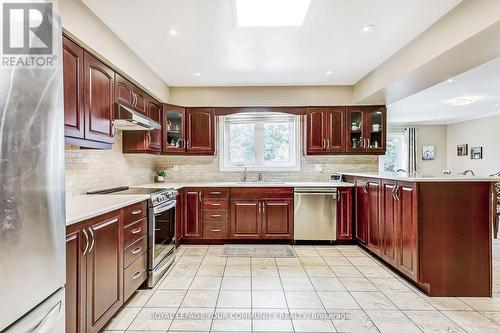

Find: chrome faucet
<box><xmin>458</xmin><ymin>169</ymin><xmax>475</xmax><ymax>176</ymax></box>
<box><xmin>241</xmin><ymin>167</ymin><xmax>247</xmax><ymax>182</ymax></box>
<box><xmin>489</xmin><ymin>171</ymin><xmax>500</xmax><ymax>177</ymax></box>
<box><xmin>396</xmin><ymin>169</ymin><xmax>407</xmax><ymax>173</ymax></box>
<box><xmin>258</xmin><ymin>172</ymin><xmax>263</xmax><ymax>182</ymax></box>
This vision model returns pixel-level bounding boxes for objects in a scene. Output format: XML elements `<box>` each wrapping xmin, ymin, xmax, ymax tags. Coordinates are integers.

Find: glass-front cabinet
<box><xmin>346</xmin><ymin>106</ymin><xmax>386</xmax><ymax>153</ymax></box>
<box><xmin>162</xmin><ymin>104</ymin><xmax>186</xmax><ymax>154</ymax></box>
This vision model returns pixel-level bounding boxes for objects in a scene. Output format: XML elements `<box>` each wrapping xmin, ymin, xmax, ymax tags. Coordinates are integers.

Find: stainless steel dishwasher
<box><xmin>294</xmin><ymin>187</ymin><xmax>337</xmax><ymax>241</ymax></box>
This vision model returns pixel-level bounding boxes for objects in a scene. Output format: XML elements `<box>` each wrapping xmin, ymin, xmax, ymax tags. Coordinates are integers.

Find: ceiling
<box><xmin>388</xmin><ymin>57</ymin><xmax>500</xmax><ymax>125</ymax></box>
<box><xmin>82</xmin><ymin>0</ymin><xmax>460</xmax><ymax>86</ymax></box>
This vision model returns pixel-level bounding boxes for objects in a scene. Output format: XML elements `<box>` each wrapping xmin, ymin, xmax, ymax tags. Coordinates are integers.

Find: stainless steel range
<box><xmin>88</xmin><ymin>186</ymin><xmax>178</xmax><ymax>287</ymax></box>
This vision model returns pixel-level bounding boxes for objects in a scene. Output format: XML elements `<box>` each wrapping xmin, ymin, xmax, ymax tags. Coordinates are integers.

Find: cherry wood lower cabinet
<box><xmin>183</xmin><ymin>189</ymin><xmax>202</xmax><ymax>240</ymax></box>
<box><xmin>65</xmin><ymin>201</ymin><xmax>148</xmax><ymax>333</ymax></box>
<box><xmin>349</xmin><ymin>176</ymin><xmax>493</xmax><ymax>297</ymax></box>
<box><xmin>354</xmin><ymin>179</ymin><xmax>368</xmax><ymax>244</ymax></box>
<box><xmin>336</xmin><ymin>187</ymin><xmax>353</xmax><ymax>240</ymax></box>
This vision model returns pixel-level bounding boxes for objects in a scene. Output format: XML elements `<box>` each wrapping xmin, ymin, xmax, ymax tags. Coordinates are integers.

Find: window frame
<box><xmin>379</xmin><ymin>130</ymin><xmax>408</xmax><ymax>173</ymax></box>
<box><xmin>218</xmin><ymin>113</ymin><xmax>301</xmax><ymax>171</ymax></box>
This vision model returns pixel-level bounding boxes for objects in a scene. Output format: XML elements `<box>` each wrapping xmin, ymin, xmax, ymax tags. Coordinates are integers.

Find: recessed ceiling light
<box><xmin>194</xmin><ymin>72</ymin><xmax>201</xmax><ymax>77</ymax></box>
<box><xmin>325</xmin><ymin>70</ymin><xmax>333</xmax><ymax>75</ymax></box>
<box><xmin>234</xmin><ymin>0</ymin><xmax>311</xmax><ymax>27</ymax></box>
<box><xmin>494</xmin><ymin>103</ymin><xmax>500</xmax><ymax>106</ymax></box>
<box><xmin>361</xmin><ymin>24</ymin><xmax>375</xmax><ymax>33</ymax></box>
<box><xmin>446</xmin><ymin>96</ymin><xmax>483</xmax><ymax>106</ymax></box>
<box><xmin>166</xmin><ymin>28</ymin><xmax>178</xmax><ymax>36</ymax></box>
<box><xmin>447</xmin><ymin>78</ymin><xmax>454</xmax><ymax>83</ymax></box>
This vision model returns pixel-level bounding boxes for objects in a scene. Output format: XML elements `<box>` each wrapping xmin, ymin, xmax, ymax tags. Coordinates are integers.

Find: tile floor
<box><xmin>103</xmin><ymin>239</ymin><xmax>500</xmax><ymax>332</ymax></box>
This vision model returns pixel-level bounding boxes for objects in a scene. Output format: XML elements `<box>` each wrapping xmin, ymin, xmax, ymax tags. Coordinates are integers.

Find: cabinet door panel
<box><xmin>367</xmin><ymin>180</ymin><xmax>381</xmax><ymax>254</ymax></box>
<box><xmin>262</xmin><ymin>199</ymin><xmax>293</xmax><ymax>239</ymax></box>
<box><xmin>231</xmin><ymin>200</ymin><xmax>261</xmax><ymax>239</ymax></box>
<box><xmin>176</xmin><ymin>191</ymin><xmax>184</xmax><ymax>244</ymax></box>
<box><xmin>65</xmin><ymin>230</ymin><xmax>86</xmax><ymax>333</ymax></box>
<box><xmin>114</xmin><ymin>74</ymin><xmax>133</xmax><ymax>107</ymax></box>
<box><xmin>365</xmin><ymin>106</ymin><xmax>386</xmax><ymax>153</ymax></box>
<box><xmin>326</xmin><ymin>107</ymin><xmax>345</xmax><ymax>152</ymax></box>
<box><xmin>381</xmin><ymin>181</ymin><xmax>398</xmax><ymax>266</ymax></box>
<box><xmin>305</xmin><ymin>107</ymin><xmax>326</xmax><ymax>154</ymax></box>
<box><xmin>147</xmin><ymin>98</ymin><xmax>162</xmax><ymax>152</ymax></box>
<box><xmin>184</xmin><ymin>190</ymin><xmax>201</xmax><ymax>239</ymax></box>
<box><xmin>86</xmin><ymin>213</ymin><xmax>122</xmax><ymax>333</ymax></box>
<box><xmin>337</xmin><ymin>188</ymin><xmax>352</xmax><ymax>240</ymax></box>
<box><xmin>84</xmin><ymin>52</ymin><xmax>115</xmax><ymax>144</ymax></box>
<box><xmin>346</xmin><ymin>108</ymin><xmax>365</xmax><ymax>153</ymax></box>
<box><xmin>355</xmin><ymin>180</ymin><xmax>368</xmax><ymax>244</ymax></box>
<box><xmin>163</xmin><ymin>104</ymin><xmax>186</xmax><ymax>154</ymax></box>
<box><xmin>132</xmin><ymin>87</ymin><xmax>147</xmax><ymax>115</ymax></box>
<box><xmin>397</xmin><ymin>182</ymin><xmax>418</xmax><ymax>279</ymax></box>
<box><xmin>186</xmin><ymin>108</ymin><xmax>215</xmax><ymax>155</ymax></box>
<box><xmin>63</xmin><ymin>37</ymin><xmax>85</xmax><ymax>139</ymax></box>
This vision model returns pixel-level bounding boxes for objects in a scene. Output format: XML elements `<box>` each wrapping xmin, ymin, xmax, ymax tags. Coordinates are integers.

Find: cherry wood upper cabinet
<box><xmin>114</xmin><ymin>74</ymin><xmax>134</xmax><ymax>108</ymax></box>
<box><xmin>163</xmin><ymin>104</ymin><xmax>186</xmax><ymax>154</ymax></box>
<box><xmin>261</xmin><ymin>199</ymin><xmax>293</xmax><ymax>240</ymax></box>
<box><xmin>304</xmin><ymin>107</ymin><xmax>345</xmax><ymax>155</ymax></box>
<box><xmin>83</xmin><ymin>52</ymin><xmax>115</xmax><ymax>145</ymax></box>
<box><xmin>346</xmin><ymin>106</ymin><xmax>386</xmax><ymax>154</ymax></box>
<box><xmin>337</xmin><ymin>187</ymin><xmax>352</xmax><ymax>240</ymax></box>
<box><xmin>63</xmin><ymin>36</ymin><xmax>85</xmax><ymax>140</ymax></box>
<box><xmin>184</xmin><ymin>190</ymin><xmax>202</xmax><ymax>239</ymax></box>
<box><xmin>86</xmin><ymin>212</ymin><xmax>123</xmax><ymax>333</ymax></box>
<box><xmin>305</xmin><ymin>108</ymin><xmax>327</xmax><ymax>154</ymax></box>
<box><xmin>186</xmin><ymin>108</ymin><xmax>215</xmax><ymax>155</ymax></box>
<box><xmin>146</xmin><ymin>97</ymin><xmax>162</xmax><ymax>152</ymax></box>
<box><xmin>132</xmin><ymin>87</ymin><xmax>147</xmax><ymax>115</ymax></box>
<box><xmin>230</xmin><ymin>199</ymin><xmax>261</xmax><ymax>239</ymax></box>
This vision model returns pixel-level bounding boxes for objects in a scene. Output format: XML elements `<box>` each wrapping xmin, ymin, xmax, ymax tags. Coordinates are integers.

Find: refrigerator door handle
<box><xmin>33</xmin><ymin>300</ymin><xmax>62</xmax><ymax>333</ymax></box>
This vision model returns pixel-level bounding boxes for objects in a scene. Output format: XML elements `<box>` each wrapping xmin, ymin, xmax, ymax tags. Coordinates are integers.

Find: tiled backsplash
<box><xmin>65</xmin><ymin>132</ymin><xmax>378</xmax><ymax>195</ymax></box>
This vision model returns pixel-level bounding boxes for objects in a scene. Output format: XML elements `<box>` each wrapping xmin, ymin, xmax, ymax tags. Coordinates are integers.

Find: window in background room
<box><xmin>219</xmin><ymin>113</ymin><xmax>300</xmax><ymax>171</ymax></box>
<box><xmin>379</xmin><ymin>131</ymin><xmax>408</xmax><ymax>172</ymax></box>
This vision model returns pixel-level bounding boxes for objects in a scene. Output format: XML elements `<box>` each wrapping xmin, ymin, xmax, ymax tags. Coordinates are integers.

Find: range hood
<box><xmin>114</xmin><ymin>103</ymin><xmax>161</xmax><ymax>130</ymax></box>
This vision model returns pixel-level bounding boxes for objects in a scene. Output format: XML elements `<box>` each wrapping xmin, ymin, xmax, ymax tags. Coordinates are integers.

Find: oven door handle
<box><xmin>153</xmin><ymin>200</ymin><xmax>176</xmax><ymax>215</ymax></box>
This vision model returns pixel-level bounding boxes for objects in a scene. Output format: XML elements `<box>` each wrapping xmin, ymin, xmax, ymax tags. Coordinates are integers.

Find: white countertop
<box><xmin>134</xmin><ymin>181</ymin><xmax>355</xmax><ymax>189</ymax></box>
<box><xmin>66</xmin><ymin>194</ymin><xmax>149</xmax><ymax>226</ymax></box>
<box><xmin>341</xmin><ymin>172</ymin><xmax>500</xmax><ymax>182</ymax></box>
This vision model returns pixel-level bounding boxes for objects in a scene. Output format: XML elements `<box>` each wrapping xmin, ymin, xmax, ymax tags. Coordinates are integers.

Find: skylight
<box><xmin>234</xmin><ymin>0</ymin><xmax>311</xmax><ymax>27</ymax></box>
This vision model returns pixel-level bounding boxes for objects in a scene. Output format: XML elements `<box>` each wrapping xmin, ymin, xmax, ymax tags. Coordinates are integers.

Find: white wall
<box><xmin>447</xmin><ymin>114</ymin><xmax>500</xmax><ymax>176</ymax></box>
<box><xmin>60</xmin><ymin>0</ymin><xmax>169</xmax><ymax>101</ymax></box>
<box><xmin>417</xmin><ymin>125</ymin><xmax>447</xmax><ymax>175</ymax></box>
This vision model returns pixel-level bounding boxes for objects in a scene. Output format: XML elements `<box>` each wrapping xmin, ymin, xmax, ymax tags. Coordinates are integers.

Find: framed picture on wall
<box><xmin>471</xmin><ymin>147</ymin><xmax>483</xmax><ymax>160</ymax></box>
<box><xmin>422</xmin><ymin>145</ymin><xmax>435</xmax><ymax>161</ymax></box>
<box><xmin>457</xmin><ymin>144</ymin><xmax>468</xmax><ymax>156</ymax></box>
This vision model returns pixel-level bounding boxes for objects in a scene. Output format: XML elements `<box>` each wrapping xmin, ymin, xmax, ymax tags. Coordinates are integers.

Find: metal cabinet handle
<box><xmin>111</xmin><ymin>122</ymin><xmax>116</xmax><ymax>137</ymax></box>
<box><xmin>210</xmin><ymin>191</ymin><xmax>222</xmax><ymax>195</ymax></box>
<box><xmin>131</xmin><ymin>246</ymin><xmax>142</xmax><ymax>255</ymax></box>
<box><xmin>210</xmin><ymin>203</ymin><xmax>221</xmax><ymax>206</ymax></box>
<box><xmin>186</xmin><ymin>139</ymin><xmax>190</xmax><ymax>149</ymax></box>
<box><xmin>262</xmin><ymin>202</ymin><xmax>266</xmax><ymax>213</ymax></box>
<box><xmin>132</xmin><ymin>209</ymin><xmax>142</xmax><ymax>215</ymax></box>
<box><xmin>394</xmin><ymin>185</ymin><xmax>400</xmax><ymax>201</ymax></box>
<box><xmin>132</xmin><ymin>271</ymin><xmax>142</xmax><ymax>280</ymax></box>
<box><xmin>131</xmin><ymin>227</ymin><xmax>142</xmax><ymax>234</ymax></box>
<box><xmin>82</xmin><ymin>229</ymin><xmax>89</xmax><ymax>255</ymax></box>
<box><xmin>88</xmin><ymin>227</ymin><xmax>95</xmax><ymax>254</ymax></box>
<box><xmin>211</xmin><ymin>214</ymin><xmax>221</xmax><ymax>217</ymax></box>
<box><xmin>146</xmin><ymin>132</ymin><xmax>151</xmax><ymax>146</ymax></box>
<box><xmin>326</xmin><ymin>139</ymin><xmax>330</xmax><ymax>149</ymax></box>
<box><xmin>199</xmin><ymin>191</ymin><xmax>202</xmax><ymax>203</ymax></box>
<box><xmin>210</xmin><ymin>229</ymin><xmax>222</xmax><ymax>232</ymax></box>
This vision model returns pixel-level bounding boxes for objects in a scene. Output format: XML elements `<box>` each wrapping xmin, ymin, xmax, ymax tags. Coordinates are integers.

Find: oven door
<box><xmin>149</xmin><ymin>200</ymin><xmax>176</xmax><ymax>270</ymax></box>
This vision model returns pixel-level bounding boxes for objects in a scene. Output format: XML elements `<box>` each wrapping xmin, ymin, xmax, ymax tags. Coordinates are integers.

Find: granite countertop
<box><xmin>66</xmin><ymin>194</ymin><xmax>150</xmax><ymax>226</ymax></box>
<box><xmin>341</xmin><ymin>172</ymin><xmax>500</xmax><ymax>182</ymax></box>
<box><xmin>134</xmin><ymin>181</ymin><xmax>355</xmax><ymax>189</ymax></box>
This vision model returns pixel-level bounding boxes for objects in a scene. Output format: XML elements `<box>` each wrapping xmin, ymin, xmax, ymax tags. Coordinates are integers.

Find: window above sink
<box><xmin>219</xmin><ymin>112</ymin><xmax>300</xmax><ymax>171</ymax></box>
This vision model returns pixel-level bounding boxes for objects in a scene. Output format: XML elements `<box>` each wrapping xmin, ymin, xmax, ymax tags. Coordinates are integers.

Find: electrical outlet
<box><xmin>315</xmin><ymin>164</ymin><xmax>323</xmax><ymax>172</ymax></box>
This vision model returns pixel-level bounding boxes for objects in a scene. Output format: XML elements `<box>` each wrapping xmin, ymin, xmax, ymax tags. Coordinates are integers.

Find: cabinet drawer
<box><xmin>203</xmin><ymin>222</ymin><xmax>229</xmax><ymax>239</ymax></box>
<box><xmin>124</xmin><ymin>217</ymin><xmax>147</xmax><ymax>248</ymax></box>
<box><xmin>123</xmin><ymin>201</ymin><xmax>147</xmax><ymax>223</ymax></box>
<box><xmin>124</xmin><ymin>236</ymin><xmax>147</xmax><ymax>269</ymax></box>
<box><xmin>202</xmin><ymin>188</ymin><xmax>229</xmax><ymax>199</ymax></box>
<box><xmin>203</xmin><ymin>211</ymin><xmax>229</xmax><ymax>221</ymax></box>
<box><xmin>124</xmin><ymin>253</ymin><xmax>147</xmax><ymax>301</ymax></box>
<box><xmin>203</xmin><ymin>199</ymin><xmax>229</xmax><ymax>211</ymax></box>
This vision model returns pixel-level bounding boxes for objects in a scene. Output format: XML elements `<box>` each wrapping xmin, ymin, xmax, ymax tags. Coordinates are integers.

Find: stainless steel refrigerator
<box><xmin>0</xmin><ymin>4</ymin><xmax>65</xmax><ymax>332</ymax></box>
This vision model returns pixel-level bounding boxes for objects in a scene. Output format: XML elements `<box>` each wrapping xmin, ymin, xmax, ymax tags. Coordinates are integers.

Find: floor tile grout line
<box><xmin>208</xmin><ymin>245</ymin><xmax>227</xmax><ymax>333</ymax></box>
<box><xmin>277</xmin><ymin>248</ymin><xmax>296</xmax><ymax>333</ymax></box>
